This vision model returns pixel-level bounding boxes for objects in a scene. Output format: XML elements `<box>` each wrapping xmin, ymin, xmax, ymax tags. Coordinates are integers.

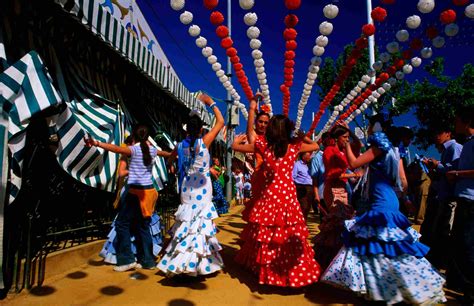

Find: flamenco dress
<box><xmin>236</xmin><ymin>138</ymin><xmax>321</xmax><ymax>287</ymax></box>
<box><xmin>321</xmin><ymin>132</ymin><xmax>445</xmax><ymax>304</ymax></box>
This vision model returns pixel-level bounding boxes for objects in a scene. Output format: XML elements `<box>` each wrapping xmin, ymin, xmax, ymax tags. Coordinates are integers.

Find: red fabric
<box><xmin>236</xmin><ymin>137</ymin><xmax>321</xmax><ymax>287</ymax></box>
<box><xmin>323</xmin><ymin>145</ymin><xmax>349</xmax><ymax>182</ymax></box>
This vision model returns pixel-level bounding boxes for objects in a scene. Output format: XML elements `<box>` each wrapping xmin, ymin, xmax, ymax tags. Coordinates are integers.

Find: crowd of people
<box><xmin>83</xmin><ymin>94</ymin><xmax>474</xmax><ymax>305</ymax></box>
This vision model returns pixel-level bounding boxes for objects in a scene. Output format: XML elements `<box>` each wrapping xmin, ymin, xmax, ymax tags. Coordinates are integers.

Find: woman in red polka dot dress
<box><xmin>232</xmin><ymin>115</ymin><xmax>321</xmax><ymax>287</ymax></box>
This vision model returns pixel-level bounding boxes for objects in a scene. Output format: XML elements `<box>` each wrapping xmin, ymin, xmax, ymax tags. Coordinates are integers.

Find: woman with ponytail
<box><xmin>157</xmin><ymin>94</ymin><xmax>225</xmax><ymax>277</ymax></box>
<box><xmin>84</xmin><ymin>125</ymin><xmax>171</xmax><ymax>272</ymax></box>
<box><xmin>231</xmin><ymin>114</ymin><xmax>322</xmax><ymax>287</ymax></box>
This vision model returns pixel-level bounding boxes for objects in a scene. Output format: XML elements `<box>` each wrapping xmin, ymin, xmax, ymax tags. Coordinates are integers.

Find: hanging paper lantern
<box><xmin>432</xmin><ymin>36</ymin><xmax>446</xmax><ymax>48</ymax></box>
<box><xmin>285</xmin><ymin>60</ymin><xmax>295</xmax><ymax>68</ymax></box>
<box><xmin>235</xmin><ymin>70</ymin><xmax>245</xmax><ymax>78</ymax></box>
<box><xmin>395</xmin><ymin>71</ymin><xmax>405</xmax><ymax>80</ymax></box>
<box><xmin>284</xmin><ymin>67</ymin><xmax>294</xmax><ymax>74</ymax></box>
<box><xmin>283</xmin><ymin>28</ymin><xmax>298</xmax><ymax>40</ymax></box>
<box><xmin>440</xmin><ymin>9</ymin><xmax>457</xmax><ymax>24</ymax></box>
<box><xmin>170</xmin><ymin>0</ymin><xmax>185</xmax><ymax>11</ymax></box>
<box><xmin>371</xmin><ymin>7</ymin><xmax>388</xmax><ymax>22</ymax></box>
<box><xmin>216</xmin><ymin>70</ymin><xmax>225</xmax><ymax>77</ymax></box>
<box><xmin>403</xmin><ymin>64</ymin><xmax>413</xmax><ymax>74</ymax></box>
<box><xmin>230</xmin><ymin>55</ymin><xmax>240</xmax><ymax>64</ymax></box>
<box><xmin>313</xmin><ymin>46</ymin><xmax>325</xmax><ymax>56</ymax></box>
<box><xmin>188</xmin><ymin>25</ymin><xmax>201</xmax><ymax>37</ymax></box>
<box><xmin>285</xmin><ymin>14</ymin><xmax>299</xmax><ymax>27</ymax></box>
<box><xmin>204</xmin><ymin>0</ymin><xmax>219</xmax><ymax>10</ymax></box>
<box><xmin>466</xmin><ymin>4</ymin><xmax>474</xmax><ymax>18</ymax></box>
<box><xmin>386</xmin><ymin>41</ymin><xmax>399</xmax><ymax>54</ymax></box>
<box><xmin>250</xmin><ymin>39</ymin><xmax>261</xmax><ymax>49</ymax></box>
<box><xmin>453</xmin><ymin>0</ymin><xmax>469</xmax><ymax>6</ymax></box>
<box><xmin>387</xmin><ymin>66</ymin><xmax>397</xmax><ymax>75</ymax></box>
<box><xmin>202</xmin><ymin>46</ymin><xmax>213</xmax><ymax>57</ymax></box>
<box><xmin>323</xmin><ymin>4</ymin><xmax>339</xmax><ymax>19</ymax></box>
<box><xmin>207</xmin><ymin>55</ymin><xmax>217</xmax><ymax>64</ymax></box>
<box><xmin>226</xmin><ymin>47</ymin><xmax>237</xmax><ymax>57</ymax></box>
<box><xmin>367</xmin><ymin>69</ymin><xmax>376</xmax><ymax>77</ymax></box>
<box><xmin>396</xmin><ymin>29</ymin><xmax>409</xmax><ymax>42</ymax></box>
<box><xmin>286</xmin><ymin>40</ymin><xmax>298</xmax><ymax>50</ymax></box>
<box><xmin>362</xmin><ymin>24</ymin><xmax>376</xmax><ymax>36</ymax></box>
<box><xmin>402</xmin><ymin>50</ymin><xmax>413</xmax><ymax>60</ymax></box>
<box><xmin>406</xmin><ymin>15</ymin><xmax>422</xmax><ymax>29</ymax></box>
<box><xmin>319</xmin><ymin>22</ymin><xmax>334</xmax><ymax>36</ymax></box>
<box><xmin>254</xmin><ymin>58</ymin><xmax>265</xmax><ymax>67</ymax></box>
<box><xmin>316</xmin><ymin>35</ymin><xmax>329</xmax><ymax>47</ymax></box>
<box><xmin>234</xmin><ymin>63</ymin><xmax>243</xmax><ymax>71</ymax></box>
<box><xmin>180</xmin><ymin>11</ymin><xmax>193</xmax><ymax>25</ymax></box>
<box><xmin>355</xmin><ymin>37</ymin><xmax>368</xmax><ymax>49</ymax></box>
<box><xmin>239</xmin><ymin>0</ymin><xmax>254</xmax><ymax>10</ymax></box>
<box><xmin>247</xmin><ymin>26</ymin><xmax>261</xmax><ymax>39</ymax></box>
<box><xmin>311</xmin><ymin>56</ymin><xmax>322</xmax><ymax>66</ymax></box>
<box><xmin>346</xmin><ymin>57</ymin><xmax>357</xmax><ymax>67</ymax></box>
<box><xmin>212</xmin><ymin>63</ymin><xmax>221</xmax><ymax>72</ymax></box>
<box><xmin>445</xmin><ymin>23</ymin><xmax>460</xmax><ymax>36</ymax></box>
<box><xmin>216</xmin><ymin>25</ymin><xmax>229</xmax><ymax>38</ymax></box>
<box><xmin>285</xmin><ymin>0</ymin><xmax>301</xmax><ymax>10</ymax></box>
<box><xmin>372</xmin><ymin>61</ymin><xmax>383</xmax><ymax>71</ymax></box>
<box><xmin>244</xmin><ymin>13</ymin><xmax>258</xmax><ymax>26</ymax></box>
<box><xmin>285</xmin><ymin>50</ymin><xmax>296</xmax><ymax>60</ymax></box>
<box><xmin>221</xmin><ymin>37</ymin><xmax>233</xmax><ymax>49</ymax></box>
<box><xmin>417</xmin><ymin>0</ymin><xmax>435</xmax><ymax>14</ymax></box>
<box><xmin>410</xmin><ymin>38</ymin><xmax>423</xmax><ymax>50</ymax></box>
<box><xmin>196</xmin><ymin>36</ymin><xmax>207</xmax><ymax>48</ymax></box>
<box><xmin>210</xmin><ymin>11</ymin><xmax>224</xmax><ymax>25</ymax></box>
<box><xmin>421</xmin><ymin>47</ymin><xmax>433</xmax><ymax>58</ymax></box>
<box><xmin>252</xmin><ymin>49</ymin><xmax>263</xmax><ymax>59</ymax></box>
<box><xmin>411</xmin><ymin>57</ymin><xmax>422</xmax><ymax>67</ymax></box>
<box><xmin>425</xmin><ymin>26</ymin><xmax>438</xmax><ymax>39</ymax></box>
<box><xmin>382</xmin><ymin>83</ymin><xmax>391</xmax><ymax>91</ymax></box>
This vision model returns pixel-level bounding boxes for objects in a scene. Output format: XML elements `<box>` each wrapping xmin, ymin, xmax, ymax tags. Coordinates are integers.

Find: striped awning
<box><xmin>54</xmin><ymin>0</ymin><xmax>212</xmax><ymax>124</ymax></box>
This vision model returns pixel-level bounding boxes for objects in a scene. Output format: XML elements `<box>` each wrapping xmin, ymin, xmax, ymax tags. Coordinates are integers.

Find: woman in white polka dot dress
<box><xmin>232</xmin><ymin>115</ymin><xmax>322</xmax><ymax>287</ymax></box>
<box><xmin>157</xmin><ymin>95</ymin><xmax>225</xmax><ymax>276</ymax></box>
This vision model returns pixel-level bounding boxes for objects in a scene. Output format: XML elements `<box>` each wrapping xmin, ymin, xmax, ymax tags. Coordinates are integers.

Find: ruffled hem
<box><xmin>158</xmin><ymin>201</ymin><xmax>223</xmax><ymax>276</ymax></box>
<box><xmin>322</xmin><ymin>247</ymin><xmax>446</xmax><ymax>305</ymax></box>
<box><xmin>236</xmin><ymin>222</ymin><xmax>321</xmax><ymax>287</ymax></box>
<box><xmin>342</xmin><ymin>211</ymin><xmax>429</xmax><ymax>258</ymax></box>
<box><xmin>248</xmin><ymin>198</ymin><xmax>307</xmax><ymax>228</ymax></box>
<box><xmin>99</xmin><ymin>213</ymin><xmax>163</xmax><ymax>265</ymax></box>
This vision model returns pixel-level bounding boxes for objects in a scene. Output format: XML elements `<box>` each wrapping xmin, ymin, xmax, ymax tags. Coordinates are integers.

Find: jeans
<box><xmin>448</xmin><ymin>198</ymin><xmax>474</xmax><ymax>302</ymax></box>
<box><xmin>114</xmin><ymin>193</ymin><xmax>155</xmax><ymax>267</ymax></box>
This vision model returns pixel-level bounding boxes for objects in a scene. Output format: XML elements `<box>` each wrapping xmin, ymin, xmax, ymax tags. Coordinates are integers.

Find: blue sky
<box><xmin>137</xmin><ymin>0</ymin><xmax>474</xmax><ymax>158</ymax></box>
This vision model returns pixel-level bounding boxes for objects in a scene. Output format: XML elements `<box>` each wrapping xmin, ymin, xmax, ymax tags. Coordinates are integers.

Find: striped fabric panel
<box><xmin>148</xmin><ymin>137</ymin><xmax>168</xmax><ymax>192</ymax></box>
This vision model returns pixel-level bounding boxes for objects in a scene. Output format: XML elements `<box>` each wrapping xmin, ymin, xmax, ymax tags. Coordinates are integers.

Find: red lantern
<box><xmin>453</xmin><ymin>0</ymin><xmax>469</xmax><ymax>5</ymax></box>
<box><xmin>379</xmin><ymin>73</ymin><xmax>389</xmax><ymax>81</ymax></box>
<box><xmin>351</xmin><ymin>49</ymin><xmax>362</xmax><ymax>58</ymax></box>
<box><xmin>425</xmin><ymin>26</ymin><xmax>438</xmax><ymax>39</ymax></box>
<box><xmin>284</xmin><ymin>50</ymin><xmax>296</xmax><ymax>60</ymax></box>
<box><xmin>371</xmin><ymin>7</ymin><xmax>388</xmax><ymax>22</ymax></box>
<box><xmin>355</xmin><ymin>37</ymin><xmax>368</xmax><ymax>49</ymax></box>
<box><xmin>381</xmin><ymin>0</ymin><xmax>396</xmax><ymax>4</ymax></box>
<box><xmin>284</xmin><ymin>14</ymin><xmax>299</xmax><ymax>27</ymax></box>
<box><xmin>221</xmin><ymin>37</ymin><xmax>233</xmax><ymax>49</ymax></box>
<box><xmin>210</xmin><ymin>11</ymin><xmax>224</xmax><ymax>25</ymax></box>
<box><xmin>402</xmin><ymin>50</ymin><xmax>413</xmax><ymax>60</ymax></box>
<box><xmin>233</xmin><ymin>63</ymin><xmax>243</xmax><ymax>71</ymax></box>
<box><xmin>387</xmin><ymin>66</ymin><xmax>397</xmax><ymax>75</ymax></box>
<box><xmin>410</xmin><ymin>38</ymin><xmax>423</xmax><ymax>50</ymax></box>
<box><xmin>283</xmin><ymin>28</ymin><xmax>298</xmax><ymax>41</ymax></box>
<box><xmin>286</xmin><ymin>40</ymin><xmax>298</xmax><ymax>50</ymax></box>
<box><xmin>236</xmin><ymin>70</ymin><xmax>245</xmax><ymax>78</ymax></box>
<box><xmin>346</xmin><ymin>57</ymin><xmax>357</xmax><ymax>67</ymax></box>
<box><xmin>284</xmin><ymin>67</ymin><xmax>294</xmax><ymax>74</ymax></box>
<box><xmin>285</xmin><ymin>0</ymin><xmax>301</xmax><ymax>10</ymax></box>
<box><xmin>440</xmin><ymin>9</ymin><xmax>456</xmax><ymax>25</ymax></box>
<box><xmin>362</xmin><ymin>24</ymin><xmax>376</xmax><ymax>36</ymax></box>
<box><xmin>226</xmin><ymin>47</ymin><xmax>237</xmax><ymax>57</ymax></box>
<box><xmin>203</xmin><ymin>0</ymin><xmax>219</xmax><ymax>10</ymax></box>
<box><xmin>394</xmin><ymin>59</ymin><xmax>405</xmax><ymax>69</ymax></box>
<box><xmin>280</xmin><ymin>85</ymin><xmax>288</xmax><ymax>92</ymax></box>
<box><xmin>230</xmin><ymin>55</ymin><xmax>240</xmax><ymax>64</ymax></box>
<box><xmin>216</xmin><ymin>25</ymin><xmax>229</xmax><ymax>38</ymax></box>
<box><xmin>285</xmin><ymin>60</ymin><xmax>295</xmax><ymax>68</ymax></box>
<box><xmin>284</xmin><ymin>80</ymin><xmax>293</xmax><ymax>87</ymax></box>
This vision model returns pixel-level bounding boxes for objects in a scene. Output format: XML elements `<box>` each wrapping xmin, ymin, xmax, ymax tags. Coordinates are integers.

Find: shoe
<box><xmin>136</xmin><ymin>263</ymin><xmax>156</xmax><ymax>270</ymax></box>
<box><xmin>113</xmin><ymin>262</ymin><xmax>137</xmax><ymax>272</ymax></box>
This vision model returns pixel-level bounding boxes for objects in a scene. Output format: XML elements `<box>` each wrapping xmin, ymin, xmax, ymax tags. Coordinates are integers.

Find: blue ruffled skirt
<box><xmin>99</xmin><ymin>213</ymin><xmax>163</xmax><ymax>264</ymax></box>
<box><xmin>321</xmin><ymin>208</ymin><xmax>446</xmax><ymax>305</ymax></box>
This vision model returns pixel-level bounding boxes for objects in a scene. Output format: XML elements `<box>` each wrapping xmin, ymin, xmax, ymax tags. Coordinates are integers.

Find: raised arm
<box><xmin>247</xmin><ymin>97</ymin><xmax>259</xmax><ymax>144</ymax></box>
<box><xmin>200</xmin><ymin>94</ymin><xmax>225</xmax><ymax>148</ymax></box>
<box><xmin>84</xmin><ymin>136</ymin><xmax>131</xmax><ymax>155</ymax></box>
<box><xmin>345</xmin><ymin>142</ymin><xmax>382</xmax><ymax>170</ymax></box>
<box><xmin>232</xmin><ymin>134</ymin><xmax>255</xmax><ymax>153</ymax></box>
<box><xmin>300</xmin><ymin>142</ymin><xmax>320</xmax><ymax>153</ymax></box>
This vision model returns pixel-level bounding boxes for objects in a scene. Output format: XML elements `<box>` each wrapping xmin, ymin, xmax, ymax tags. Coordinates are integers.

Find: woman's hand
<box><xmin>198</xmin><ymin>93</ymin><xmax>214</xmax><ymax>106</ymax></box>
<box><xmin>233</xmin><ymin>134</ymin><xmax>248</xmax><ymax>145</ymax></box>
<box><xmin>83</xmin><ymin>134</ymin><xmax>98</xmax><ymax>147</ymax></box>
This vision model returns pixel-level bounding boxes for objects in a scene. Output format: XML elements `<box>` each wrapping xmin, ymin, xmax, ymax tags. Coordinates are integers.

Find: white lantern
<box><xmin>244</xmin><ymin>12</ymin><xmax>258</xmax><ymax>26</ymax></box>
<box><xmin>180</xmin><ymin>11</ymin><xmax>193</xmax><ymax>25</ymax></box>
<box><xmin>432</xmin><ymin>36</ymin><xmax>445</xmax><ymax>48</ymax></box>
<box><xmin>406</xmin><ymin>15</ymin><xmax>421</xmax><ymax>29</ymax></box>
<box><xmin>417</xmin><ymin>0</ymin><xmax>435</xmax><ymax>14</ymax></box>
<box><xmin>411</xmin><ymin>57</ymin><xmax>422</xmax><ymax>67</ymax></box>
<box><xmin>307</xmin><ymin>79</ymin><xmax>315</xmax><ymax>86</ymax></box>
<box><xmin>362</xmin><ymin>75</ymin><xmax>371</xmax><ymax>83</ymax></box>
<box><xmin>355</xmin><ymin>109</ymin><xmax>362</xmax><ymax>115</ymax></box>
<box><xmin>388</xmin><ymin>77</ymin><xmax>397</xmax><ymax>86</ymax></box>
<box><xmin>403</xmin><ymin>64</ymin><xmax>413</xmax><ymax>74</ymax></box>
<box><xmin>259</xmin><ymin>79</ymin><xmax>267</xmax><ymax>85</ymax></box>
<box><xmin>382</xmin><ymin>83</ymin><xmax>391</xmax><ymax>91</ymax></box>
<box><xmin>195</xmin><ymin>36</ymin><xmax>207</xmax><ymax>48</ymax></box>
<box><xmin>251</xmin><ymin>49</ymin><xmax>263</xmax><ymax>59</ymax></box>
<box><xmin>216</xmin><ymin>70</ymin><xmax>225</xmax><ymax>78</ymax></box>
<box><xmin>396</xmin><ymin>29</ymin><xmax>409</xmax><ymax>42</ymax></box>
<box><xmin>316</xmin><ymin>35</ymin><xmax>329</xmax><ymax>47</ymax></box>
<box><xmin>368</xmin><ymin>96</ymin><xmax>376</xmax><ymax>102</ymax></box>
<box><xmin>373</xmin><ymin>92</ymin><xmax>381</xmax><ymax>99</ymax></box>
<box><xmin>323</xmin><ymin>4</ymin><xmax>339</xmax><ymax>19</ymax></box>
<box><xmin>308</xmin><ymin>73</ymin><xmax>317</xmax><ymax>80</ymax></box>
<box><xmin>212</xmin><ymin>63</ymin><xmax>221</xmax><ymax>72</ymax></box>
<box><xmin>396</xmin><ymin>71</ymin><xmax>405</xmax><ymax>80</ymax></box>
<box><xmin>377</xmin><ymin>88</ymin><xmax>386</xmax><ymax>95</ymax></box>
<box><xmin>188</xmin><ymin>25</ymin><xmax>201</xmax><ymax>37</ymax></box>
<box><xmin>170</xmin><ymin>0</ymin><xmax>185</xmax><ymax>11</ymax></box>
<box><xmin>261</xmin><ymin>84</ymin><xmax>269</xmax><ymax>90</ymax></box>
<box><xmin>380</xmin><ymin>52</ymin><xmax>391</xmax><ymax>63</ymax></box>
<box><xmin>254</xmin><ymin>58</ymin><xmax>265</xmax><ymax>67</ymax></box>
<box><xmin>207</xmin><ymin>55</ymin><xmax>217</xmax><ymax>64</ymax></box>
<box><xmin>373</xmin><ymin>61</ymin><xmax>383</xmax><ymax>71</ymax></box>
<box><xmin>257</xmin><ymin>73</ymin><xmax>267</xmax><ymax>80</ymax></box>
<box><xmin>319</xmin><ymin>22</ymin><xmax>334</xmax><ymax>36</ymax></box>
<box><xmin>249</xmin><ymin>39</ymin><xmax>261</xmax><ymax>49</ymax></box>
<box><xmin>311</xmin><ymin>57</ymin><xmax>322</xmax><ymax>66</ymax></box>
<box><xmin>386</xmin><ymin>42</ymin><xmax>399</xmax><ymax>54</ymax></box>
<box><xmin>421</xmin><ymin>47</ymin><xmax>433</xmax><ymax>59</ymax></box>
<box><xmin>255</xmin><ymin>67</ymin><xmax>265</xmax><ymax>74</ymax></box>
<box><xmin>367</xmin><ymin>69</ymin><xmax>376</xmax><ymax>78</ymax></box>
<box><xmin>239</xmin><ymin>0</ymin><xmax>255</xmax><ymax>10</ymax></box>
<box><xmin>247</xmin><ymin>26</ymin><xmax>260</xmax><ymax>39</ymax></box>
<box><xmin>202</xmin><ymin>47</ymin><xmax>213</xmax><ymax>57</ymax></box>
<box><xmin>358</xmin><ymin>81</ymin><xmax>367</xmax><ymax>88</ymax></box>
<box><xmin>313</xmin><ymin>46</ymin><xmax>325</xmax><ymax>56</ymax></box>
<box><xmin>350</xmin><ymin>90</ymin><xmax>358</xmax><ymax>97</ymax></box>
<box><xmin>466</xmin><ymin>4</ymin><xmax>474</xmax><ymax>19</ymax></box>
<box><xmin>445</xmin><ymin>23</ymin><xmax>459</xmax><ymax>37</ymax></box>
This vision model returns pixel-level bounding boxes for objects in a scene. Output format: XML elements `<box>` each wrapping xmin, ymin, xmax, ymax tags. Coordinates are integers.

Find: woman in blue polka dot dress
<box><xmin>158</xmin><ymin>94</ymin><xmax>225</xmax><ymax>276</ymax></box>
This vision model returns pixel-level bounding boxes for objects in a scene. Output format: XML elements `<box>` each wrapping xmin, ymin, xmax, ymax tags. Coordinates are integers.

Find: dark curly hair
<box><xmin>265</xmin><ymin>115</ymin><xmax>294</xmax><ymax>158</ymax></box>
